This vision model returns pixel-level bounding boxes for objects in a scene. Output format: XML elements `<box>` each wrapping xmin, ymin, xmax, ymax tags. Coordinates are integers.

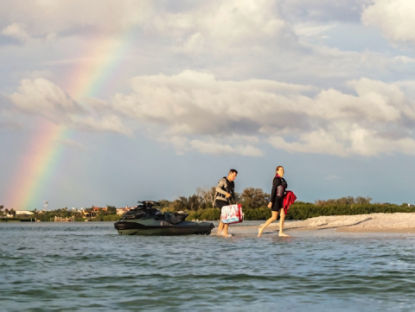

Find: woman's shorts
<box><xmin>271</xmin><ymin>198</ymin><xmax>283</xmax><ymax>212</ymax></box>
<box><xmin>271</xmin><ymin>206</ymin><xmax>282</xmax><ymax>212</ymax></box>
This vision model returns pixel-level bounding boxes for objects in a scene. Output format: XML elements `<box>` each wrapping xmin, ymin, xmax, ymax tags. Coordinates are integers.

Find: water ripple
<box><xmin>1</xmin><ymin>223</ymin><xmax>415</xmax><ymax>311</ymax></box>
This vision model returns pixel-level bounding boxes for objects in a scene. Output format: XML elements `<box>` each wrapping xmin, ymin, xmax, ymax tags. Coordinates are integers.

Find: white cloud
<box><xmin>8</xmin><ymin>78</ymin><xmax>130</xmax><ymax>135</ymax></box>
<box><xmin>0</xmin><ymin>0</ymin><xmax>153</xmax><ymax>39</ymax></box>
<box><xmin>0</xmin><ymin>0</ymin><xmax>287</xmax><ymax>57</ymax></box>
<box><xmin>190</xmin><ymin>139</ymin><xmax>263</xmax><ymax>157</ymax></box>
<box><xmin>362</xmin><ymin>0</ymin><xmax>415</xmax><ymax>43</ymax></box>
<box><xmin>6</xmin><ymin>70</ymin><xmax>415</xmax><ymax>158</ymax></box>
<box><xmin>4</xmin><ymin>2</ymin><xmax>415</xmax><ymax>158</ymax></box>
<box><xmin>2</xmin><ymin>0</ymin><xmax>413</xmax><ymax>92</ymax></box>
<box><xmin>10</xmin><ymin>78</ymin><xmax>79</xmax><ymax>119</ymax></box>
<box><xmin>155</xmin><ymin>0</ymin><xmax>286</xmax><ymax>53</ymax></box>
<box><xmin>71</xmin><ymin>114</ymin><xmax>131</xmax><ymax>135</ymax></box>
<box><xmin>2</xmin><ymin>23</ymin><xmax>30</xmax><ymax>42</ymax></box>
<box><xmin>281</xmin><ymin>0</ymin><xmax>370</xmax><ymax>23</ymax></box>
<box><xmin>111</xmin><ymin>71</ymin><xmax>415</xmax><ymax>157</ymax></box>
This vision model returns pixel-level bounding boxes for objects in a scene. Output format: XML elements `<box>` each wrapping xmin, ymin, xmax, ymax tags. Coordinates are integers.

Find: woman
<box><xmin>257</xmin><ymin>165</ymin><xmax>289</xmax><ymax>237</ymax></box>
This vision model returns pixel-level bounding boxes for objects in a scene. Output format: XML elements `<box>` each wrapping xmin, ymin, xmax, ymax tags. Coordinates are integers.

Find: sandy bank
<box><xmin>213</xmin><ymin>213</ymin><xmax>415</xmax><ymax>236</ymax></box>
<box><xmin>290</xmin><ymin>213</ymin><xmax>415</xmax><ymax>233</ymax></box>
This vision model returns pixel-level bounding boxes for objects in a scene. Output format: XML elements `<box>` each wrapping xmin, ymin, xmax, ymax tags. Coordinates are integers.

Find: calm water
<box><xmin>1</xmin><ymin>222</ymin><xmax>415</xmax><ymax>311</ymax></box>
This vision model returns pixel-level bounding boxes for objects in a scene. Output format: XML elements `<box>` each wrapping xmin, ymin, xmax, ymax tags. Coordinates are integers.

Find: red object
<box><xmin>283</xmin><ymin>191</ymin><xmax>297</xmax><ymax>214</ymax></box>
<box><xmin>220</xmin><ymin>204</ymin><xmax>243</xmax><ymax>224</ymax></box>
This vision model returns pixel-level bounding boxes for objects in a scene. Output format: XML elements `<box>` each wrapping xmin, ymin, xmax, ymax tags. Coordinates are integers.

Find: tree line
<box><xmin>158</xmin><ymin>189</ymin><xmax>414</xmax><ymax>221</ymax></box>
<box><xmin>1</xmin><ymin>190</ymin><xmax>414</xmax><ymax>222</ymax></box>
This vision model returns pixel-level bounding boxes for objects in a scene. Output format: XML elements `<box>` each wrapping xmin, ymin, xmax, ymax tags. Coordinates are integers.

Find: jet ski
<box><xmin>114</xmin><ymin>201</ymin><xmax>214</xmax><ymax>235</ymax></box>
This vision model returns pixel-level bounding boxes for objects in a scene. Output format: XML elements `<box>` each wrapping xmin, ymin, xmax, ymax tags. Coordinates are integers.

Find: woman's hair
<box><xmin>275</xmin><ymin>165</ymin><xmax>284</xmax><ymax>172</ymax></box>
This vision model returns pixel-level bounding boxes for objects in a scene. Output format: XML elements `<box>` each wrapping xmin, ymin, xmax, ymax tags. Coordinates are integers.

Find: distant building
<box><xmin>15</xmin><ymin>210</ymin><xmax>34</xmax><ymax>216</ymax></box>
<box><xmin>91</xmin><ymin>206</ymin><xmax>107</xmax><ymax>213</ymax></box>
<box><xmin>117</xmin><ymin>206</ymin><xmax>132</xmax><ymax>216</ymax></box>
<box><xmin>54</xmin><ymin>216</ymin><xmax>75</xmax><ymax>222</ymax></box>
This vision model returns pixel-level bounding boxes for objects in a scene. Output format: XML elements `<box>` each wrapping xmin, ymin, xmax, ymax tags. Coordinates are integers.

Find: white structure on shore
<box><xmin>15</xmin><ymin>210</ymin><xmax>34</xmax><ymax>216</ymax></box>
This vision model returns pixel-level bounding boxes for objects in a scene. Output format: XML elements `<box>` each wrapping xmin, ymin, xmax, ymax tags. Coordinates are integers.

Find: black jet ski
<box><xmin>114</xmin><ymin>201</ymin><xmax>214</xmax><ymax>235</ymax></box>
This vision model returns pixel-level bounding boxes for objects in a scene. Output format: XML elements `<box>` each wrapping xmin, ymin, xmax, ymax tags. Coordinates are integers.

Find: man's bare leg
<box><xmin>217</xmin><ymin>221</ymin><xmax>224</xmax><ymax>235</ymax></box>
<box><xmin>221</xmin><ymin>224</ymin><xmax>231</xmax><ymax>237</ymax></box>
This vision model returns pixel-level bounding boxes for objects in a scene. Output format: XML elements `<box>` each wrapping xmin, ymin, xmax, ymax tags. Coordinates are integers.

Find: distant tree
<box><xmin>240</xmin><ymin>187</ymin><xmax>269</xmax><ymax>209</ymax></box>
<box><xmin>355</xmin><ymin>197</ymin><xmax>372</xmax><ymax>205</ymax></box>
<box><xmin>159</xmin><ymin>200</ymin><xmax>171</xmax><ymax>209</ymax></box>
<box><xmin>196</xmin><ymin>187</ymin><xmax>216</xmax><ymax>208</ymax></box>
<box><xmin>7</xmin><ymin>208</ymin><xmax>16</xmax><ymax>217</ymax></box>
<box><xmin>171</xmin><ymin>197</ymin><xmax>188</xmax><ymax>211</ymax></box>
<box><xmin>106</xmin><ymin>206</ymin><xmax>117</xmax><ymax>215</ymax></box>
<box><xmin>188</xmin><ymin>194</ymin><xmax>200</xmax><ymax>211</ymax></box>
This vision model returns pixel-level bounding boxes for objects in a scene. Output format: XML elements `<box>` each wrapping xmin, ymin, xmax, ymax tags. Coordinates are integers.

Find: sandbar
<box><xmin>212</xmin><ymin>213</ymin><xmax>415</xmax><ymax>237</ymax></box>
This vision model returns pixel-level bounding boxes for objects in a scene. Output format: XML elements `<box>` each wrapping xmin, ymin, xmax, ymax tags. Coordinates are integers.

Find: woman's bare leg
<box><xmin>257</xmin><ymin>211</ymin><xmax>279</xmax><ymax>237</ymax></box>
<box><xmin>279</xmin><ymin>209</ymin><xmax>289</xmax><ymax>237</ymax></box>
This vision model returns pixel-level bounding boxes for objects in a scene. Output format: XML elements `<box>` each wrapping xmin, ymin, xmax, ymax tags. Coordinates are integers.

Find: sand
<box><xmin>213</xmin><ymin>213</ymin><xmax>415</xmax><ymax>237</ymax></box>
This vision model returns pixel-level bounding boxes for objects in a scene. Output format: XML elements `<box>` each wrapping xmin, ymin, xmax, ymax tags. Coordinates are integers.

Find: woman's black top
<box><xmin>270</xmin><ymin>176</ymin><xmax>287</xmax><ymax>211</ymax></box>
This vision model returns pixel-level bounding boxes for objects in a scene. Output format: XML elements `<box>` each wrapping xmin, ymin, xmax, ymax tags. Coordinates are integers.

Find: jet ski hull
<box><xmin>114</xmin><ymin>220</ymin><xmax>214</xmax><ymax>235</ymax></box>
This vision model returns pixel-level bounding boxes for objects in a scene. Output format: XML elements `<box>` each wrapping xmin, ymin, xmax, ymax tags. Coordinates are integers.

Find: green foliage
<box><xmin>243</xmin><ymin>207</ymin><xmax>271</xmax><ymax>220</ymax></box>
<box><xmin>199</xmin><ymin>208</ymin><xmax>220</xmax><ymax>220</ymax></box>
<box><xmin>240</xmin><ymin>188</ymin><xmax>269</xmax><ymax>209</ymax></box>
<box><xmin>4</xmin><ymin>190</ymin><xmax>413</xmax><ymax>222</ymax></box>
<box><xmin>286</xmin><ymin>199</ymin><xmax>415</xmax><ymax>220</ymax></box>
<box><xmin>106</xmin><ymin>206</ymin><xmax>117</xmax><ymax>215</ymax></box>
<box><xmin>98</xmin><ymin>214</ymin><xmax>120</xmax><ymax>221</ymax></box>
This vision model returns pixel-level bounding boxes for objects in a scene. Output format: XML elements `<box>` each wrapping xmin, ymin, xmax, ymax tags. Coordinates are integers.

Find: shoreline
<box><xmin>3</xmin><ymin>212</ymin><xmax>415</xmax><ymax>234</ymax></box>
<box><xmin>289</xmin><ymin>213</ymin><xmax>415</xmax><ymax>233</ymax></box>
<box><xmin>214</xmin><ymin>212</ymin><xmax>415</xmax><ymax>236</ymax></box>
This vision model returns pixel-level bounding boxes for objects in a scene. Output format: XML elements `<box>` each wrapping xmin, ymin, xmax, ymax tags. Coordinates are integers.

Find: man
<box><xmin>214</xmin><ymin>169</ymin><xmax>238</xmax><ymax>237</ymax></box>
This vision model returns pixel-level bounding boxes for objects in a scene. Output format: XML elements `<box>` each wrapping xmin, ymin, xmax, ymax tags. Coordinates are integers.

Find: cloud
<box><xmin>71</xmin><ymin>114</ymin><xmax>131</xmax><ymax>135</ymax></box>
<box><xmin>2</xmin><ymin>0</ymin><xmax>413</xmax><ymax>92</ymax></box>
<box><xmin>1</xmin><ymin>23</ymin><xmax>29</xmax><ymax>42</ymax></box>
<box><xmin>8</xmin><ymin>78</ymin><xmax>130</xmax><ymax>135</ymax></box>
<box><xmin>111</xmin><ymin>71</ymin><xmax>415</xmax><ymax>157</ymax></box>
<box><xmin>0</xmin><ymin>0</ymin><xmax>288</xmax><ymax>55</ymax></box>
<box><xmin>280</xmin><ymin>0</ymin><xmax>371</xmax><ymax>23</ymax></box>
<box><xmin>10</xmin><ymin>78</ymin><xmax>80</xmax><ymax>120</ymax></box>
<box><xmin>362</xmin><ymin>0</ymin><xmax>415</xmax><ymax>43</ymax></box>
<box><xmin>0</xmin><ymin>0</ymin><xmax>153</xmax><ymax>39</ymax></box>
<box><xmin>6</xmin><ymin>71</ymin><xmax>415</xmax><ymax>158</ymax></box>
<box><xmin>164</xmin><ymin>136</ymin><xmax>263</xmax><ymax>157</ymax></box>
<box><xmin>190</xmin><ymin>139</ymin><xmax>263</xmax><ymax>157</ymax></box>
<box><xmin>153</xmin><ymin>0</ymin><xmax>286</xmax><ymax>53</ymax></box>
<box><xmin>3</xmin><ymin>2</ymin><xmax>415</xmax><ymax>157</ymax></box>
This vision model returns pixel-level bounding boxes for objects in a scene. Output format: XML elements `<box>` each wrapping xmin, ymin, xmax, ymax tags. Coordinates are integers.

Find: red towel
<box><xmin>283</xmin><ymin>191</ymin><xmax>297</xmax><ymax>214</ymax></box>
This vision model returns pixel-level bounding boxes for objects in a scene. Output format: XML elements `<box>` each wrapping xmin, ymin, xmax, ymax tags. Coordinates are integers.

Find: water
<box><xmin>1</xmin><ymin>222</ymin><xmax>415</xmax><ymax>311</ymax></box>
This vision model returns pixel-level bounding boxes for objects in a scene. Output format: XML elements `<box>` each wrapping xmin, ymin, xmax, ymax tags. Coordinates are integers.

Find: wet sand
<box><xmin>213</xmin><ymin>213</ymin><xmax>415</xmax><ymax>237</ymax></box>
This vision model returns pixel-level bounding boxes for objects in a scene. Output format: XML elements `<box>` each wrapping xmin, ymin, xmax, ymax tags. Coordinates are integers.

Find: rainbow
<box><xmin>66</xmin><ymin>32</ymin><xmax>134</xmax><ymax>101</ymax></box>
<box><xmin>7</xmin><ymin>31</ymin><xmax>134</xmax><ymax>210</ymax></box>
<box><xmin>7</xmin><ymin>122</ymin><xmax>68</xmax><ymax>211</ymax></box>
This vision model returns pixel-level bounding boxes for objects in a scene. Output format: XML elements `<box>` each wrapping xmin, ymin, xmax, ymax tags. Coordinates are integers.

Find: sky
<box><xmin>1</xmin><ymin>0</ymin><xmax>415</xmax><ymax>210</ymax></box>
